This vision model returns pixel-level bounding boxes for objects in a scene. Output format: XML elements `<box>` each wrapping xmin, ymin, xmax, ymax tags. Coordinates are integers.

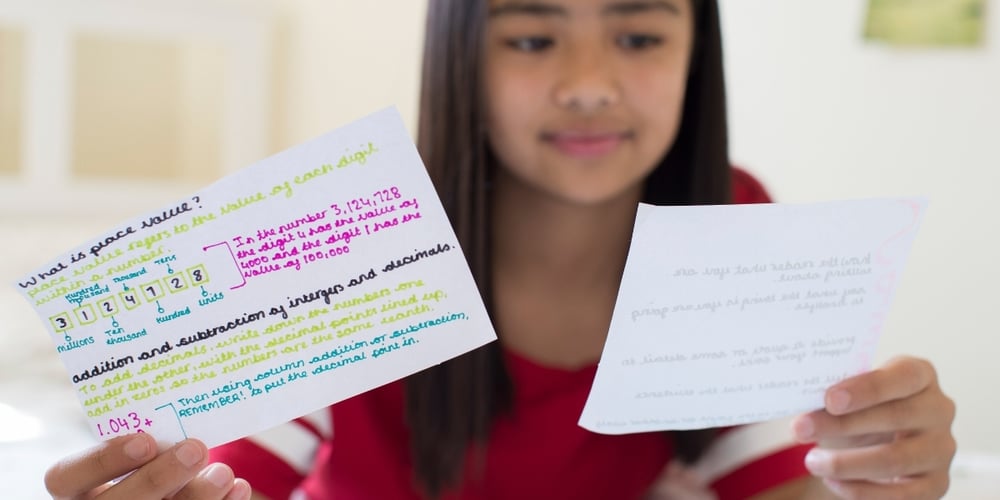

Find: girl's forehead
<box><xmin>486</xmin><ymin>0</ymin><xmax>690</xmax><ymax>18</ymax></box>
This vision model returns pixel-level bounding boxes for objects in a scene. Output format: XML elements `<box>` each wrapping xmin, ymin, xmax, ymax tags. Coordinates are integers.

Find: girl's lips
<box><xmin>542</xmin><ymin>131</ymin><xmax>631</xmax><ymax>158</ymax></box>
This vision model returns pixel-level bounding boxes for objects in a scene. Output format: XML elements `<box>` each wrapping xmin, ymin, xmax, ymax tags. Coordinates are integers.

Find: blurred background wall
<box><xmin>0</xmin><ymin>0</ymin><xmax>997</xmax><ymax>498</ymax></box>
<box><xmin>719</xmin><ymin>0</ymin><xmax>999</xmax><ymax>462</ymax></box>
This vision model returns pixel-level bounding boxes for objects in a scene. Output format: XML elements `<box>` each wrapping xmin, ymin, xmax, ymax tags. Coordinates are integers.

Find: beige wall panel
<box><xmin>71</xmin><ymin>35</ymin><xmax>223</xmax><ymax>182</ymax></box>
<box><xmin>0</xmin><ymin>27</ymin><xmax>23</xmax><ymax>175</ymax></box>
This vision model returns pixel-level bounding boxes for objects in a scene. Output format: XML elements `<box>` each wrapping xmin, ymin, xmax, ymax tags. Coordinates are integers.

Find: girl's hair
<box><xmin>408</xmin><ymin>0</ymin><xmax>731</xmax><ymax>496</ymax></box>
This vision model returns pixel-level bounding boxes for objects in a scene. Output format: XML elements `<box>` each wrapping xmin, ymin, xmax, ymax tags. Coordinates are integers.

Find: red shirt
<box><xmin>210</xmin><ymin>168</ymin><xmax>811</xmax><ymax>499</ymax></box>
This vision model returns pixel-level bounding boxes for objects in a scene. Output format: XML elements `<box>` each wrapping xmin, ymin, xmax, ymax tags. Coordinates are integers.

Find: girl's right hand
<box><xmin>44</xmin><ymin>433</ymin><xmax>252</xmax><ymax>500</ymax></box>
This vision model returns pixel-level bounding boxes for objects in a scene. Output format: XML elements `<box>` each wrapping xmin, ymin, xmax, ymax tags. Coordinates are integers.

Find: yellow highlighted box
<box><xmin>141</xmin><ymin>281</ymin><xmax>166</xmax><ymax>301</ymax></box>
<box><xmin>98</xmin><ymin>296</ymin><xmax>120</xmax><ymax>317</ymax></box>
<box><xmin>166</xmin><ymin>274</ymin><xmax>190</xmax><ymax>294</ymax></box>
<box><xmin>187</xmin><ymin>265</ymin><xmax>209</xmax><ymax>286</ymax></box>
<box><xmin>74</xmin><ymin>304</ymin><xmax>98</xmax><ymax>325</ymax></box>
<box><xmin>51</xmin><ymin>312</ymin><xmax>74</xmax><ymax>332</ymax></box>
<box><xmin>120</xmin><ymin>289</ymin><xmax>142</xmax><ymax>310</ymax></box>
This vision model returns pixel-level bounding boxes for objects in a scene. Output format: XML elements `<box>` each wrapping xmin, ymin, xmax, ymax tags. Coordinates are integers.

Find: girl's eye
<box><xmin>617</xmin><ymin>34</ymin><xmax>664</xmax><ymax>50</ymax></box>
<box><xmin>505</xmin><ymin>36</ymin><xmax>555</xmax><ymax>52</ymax></box>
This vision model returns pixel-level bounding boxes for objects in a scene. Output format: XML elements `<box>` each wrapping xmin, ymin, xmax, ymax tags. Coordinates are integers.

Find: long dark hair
<box><xmin>408</xmin><ymin>0</ymin><xmax>731</xmax><ymax>496</ymax></box>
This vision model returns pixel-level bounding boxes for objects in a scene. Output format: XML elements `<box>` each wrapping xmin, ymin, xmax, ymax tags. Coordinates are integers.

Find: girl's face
<box><xmin>484</xmin><ymin>0</ymin><xmax>695</xmax><ymax>206</ymax></box>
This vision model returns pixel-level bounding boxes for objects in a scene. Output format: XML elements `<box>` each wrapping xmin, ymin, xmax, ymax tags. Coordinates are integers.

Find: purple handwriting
<box><xmin>96</xmin><ymin>411</ymin><xmax>154</xmax><ymax>437</ymax></box>
<box><xmin>225</xmin><ymin>187</ymin><xmax>421</xmax><ymax>281</ymax></box>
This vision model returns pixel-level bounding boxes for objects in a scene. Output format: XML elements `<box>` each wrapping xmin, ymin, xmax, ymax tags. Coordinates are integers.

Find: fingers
<box><xmin>824</xmin><ymin>357</ymin><xmax>937</xmax><ymax>416</ymax></box>
<box><xmin>45</xmin><ymin>433</ymin><xmax>157</xmax><ymax>499</ymax></box>
<box><xmin>93</xmin><ymin>439</ymin><xmax>209</xmax><ymax>500</ymax></box>
<box><xmin>794</xmin><ymin>386</ymin><xmax>955</xmax><ymax>442</ymax></box>
<box><xmin>44</xmin><ymin>435</ymin><xmax>250</xmax><ymax>500</ymax></box>
<box><xmin>224</xmin><ymin>479</ymin><xmax>253</xmax><ymax>500</ymax></box>
<box><xmin>645</xmin><ymin>482</ymin><xmax>717</xmax><ymax>500</ymax></box>
<box><xmin>645</xmin><ymin>461</ymin><xmax>717</xmax><ymax>500</ymax></box>
<box><xmin>169</xmin><ymin>464</ymin><xmax>251</xmax><ymax>500</ymax></box>
<box><xmin>822</xmin><ymin>470</ymin><xmax>950</xmax><ymax>500</ymax></box>
<box><xmin>792</xmin><ymin>357</ymin><xmax>955</xmax><ymax>498</ymax></box>
<box><xmin>803</xmin><ymin>432</ymin><xmax>955</xmax><ymax>481</ymax></box>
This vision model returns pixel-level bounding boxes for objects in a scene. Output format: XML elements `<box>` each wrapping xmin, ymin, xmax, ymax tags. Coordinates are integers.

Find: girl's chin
<box><xmin>537</xmin><ymin>182</ymin><xmax>644</xmax><ymax>208</ymax></box>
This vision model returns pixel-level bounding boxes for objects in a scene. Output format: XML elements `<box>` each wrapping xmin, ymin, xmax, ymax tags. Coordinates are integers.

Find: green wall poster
<box><xmin>865</xmin><ymin>0</ymin><xmax>987</xmax><ymax>47</ymax></box>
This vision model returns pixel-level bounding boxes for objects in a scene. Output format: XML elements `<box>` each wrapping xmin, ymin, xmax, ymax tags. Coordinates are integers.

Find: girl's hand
<box><xmin>792</xmin><ymin>356</ymin><xmax>956</xmax><ymax>499</ymax></box>
<box><xmin>644</xmin><ymin>460</ymin><xmax>718</xmax><ymax>500</ymax></box>
<box><xmin>44</xmin><ymin>433</ymin><xmax>252</xmax><ymax>500</ymax></box>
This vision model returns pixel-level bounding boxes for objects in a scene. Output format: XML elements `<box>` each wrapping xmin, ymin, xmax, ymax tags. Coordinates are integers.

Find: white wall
<box><xmin>272</xmin><ymin>0</ymin><xmax>427</xmax><ymax>149</ymax></box>
<box><xmin>720</xmin><ymin>1</ymin><xmax>1000</xmax><ymax>453</ymax></box>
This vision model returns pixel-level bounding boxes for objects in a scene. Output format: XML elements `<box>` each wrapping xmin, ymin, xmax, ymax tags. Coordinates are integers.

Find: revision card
<box><xmin>14</xmin><ymin>107</ymin><xmax>496</xmax><ymax>447</ymax></box>
<box><xmin>580</xmin><ymin>199</ymin><xmax>925</xmax><ymax>434</ymax></box>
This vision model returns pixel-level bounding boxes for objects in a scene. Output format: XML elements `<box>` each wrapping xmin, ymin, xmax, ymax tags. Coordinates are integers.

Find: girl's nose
<box><xmin>552</xmin><ymin>49</ymin><xmax>621</xmax><ymax>113</ymax></box>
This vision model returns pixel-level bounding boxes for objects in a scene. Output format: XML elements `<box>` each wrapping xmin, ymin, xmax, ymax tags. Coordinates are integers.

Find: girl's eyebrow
<box><xmin>488</xmin><ymin>1</ymin><xmax>680</xmax><ymax>19</ymax></box>
<box><xmin>604</xmin><ymin>1</ymin><xmax>681</xmax><ymax>16</ymax></box>
<box><xmin>488</xmin><ymin>2</ymin><xmax>567</xmax><ymax>18</ymax></box>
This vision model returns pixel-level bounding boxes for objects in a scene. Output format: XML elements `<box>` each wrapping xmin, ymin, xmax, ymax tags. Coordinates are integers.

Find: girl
<box><xmin>43</xmin><ymin>0</ymin><xmax>956</xmax><ymax>499</ymax></box>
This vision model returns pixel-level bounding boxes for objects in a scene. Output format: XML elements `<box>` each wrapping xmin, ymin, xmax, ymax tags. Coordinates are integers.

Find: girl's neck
<box><xmin>491</xmin><ymin>170</ymin><xmax>641</xmax><ymax>291</ymax></box>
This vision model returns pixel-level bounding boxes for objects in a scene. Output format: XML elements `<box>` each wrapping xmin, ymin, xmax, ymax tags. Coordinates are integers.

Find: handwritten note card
<box><xmin>580</xmin><ymin>199</ymin><xmax>925</xmax><ymax>434</ymax></box>
<box><xmin>15</xmin><ymin>108</ymin><xmax>496</xmax><ymax>447</ymax></box>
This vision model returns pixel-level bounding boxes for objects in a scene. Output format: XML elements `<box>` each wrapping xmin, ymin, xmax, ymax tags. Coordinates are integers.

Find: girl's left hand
<box><xmin>643</xmin><ymin>460</ymin><xmax>717</xmax><ymax>500</ymax></box>
<box><xmin>792</xmin><ymin>356</ymin><xmax>956</xmax><ymax>499</ymax></box>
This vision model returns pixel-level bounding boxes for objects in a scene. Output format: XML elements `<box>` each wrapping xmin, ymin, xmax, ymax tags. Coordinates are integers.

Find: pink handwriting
<box><xmin>228</xmin><ymin>186</ymin><xmax>422</xmax><ymax>281</ymax></box>
<box><xmin>96</xmin><ymin>411</ymin><xmax>154</xmax><ymax>437</ymax></box>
